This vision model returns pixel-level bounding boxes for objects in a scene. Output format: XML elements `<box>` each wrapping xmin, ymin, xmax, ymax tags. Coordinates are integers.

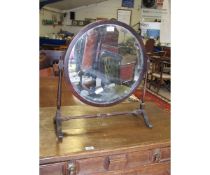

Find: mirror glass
<box><xmin>66</xmin><ymin>22</ymin><xmax>145</xmax><ymax>106</ymax></box>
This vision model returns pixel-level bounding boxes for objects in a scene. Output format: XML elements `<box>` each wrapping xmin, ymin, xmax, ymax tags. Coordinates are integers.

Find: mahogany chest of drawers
<box><xmin>40</xmin><ymin>102</ymin><xmax>170</xmax><ymax>175</ymax></box>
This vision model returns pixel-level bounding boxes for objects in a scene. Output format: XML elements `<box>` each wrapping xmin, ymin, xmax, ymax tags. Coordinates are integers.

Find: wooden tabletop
<box><xmin>40</xmin><ymin>102</ymin><xmax>170</xmax><ymax>164</ymax></box>
<box><xmin>40</xmin><ymin>77</ymin><xmax>170</xmax><ymax>164</ymax></box>
<box><xmin>40</xmin><ymin>76</ymin><xmax>84</xmax><ymax>107</ymax></box>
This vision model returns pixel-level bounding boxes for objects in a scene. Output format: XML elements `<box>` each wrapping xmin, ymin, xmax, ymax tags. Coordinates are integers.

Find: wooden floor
<box><xmin>40</xmin><ymin>77</ymin><xmax>170</xmax><ymax>165</ymax></box>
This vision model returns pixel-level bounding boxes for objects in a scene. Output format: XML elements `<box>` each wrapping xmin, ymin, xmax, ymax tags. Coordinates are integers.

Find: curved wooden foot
<box><xmin>141</xmin><ymin>110</ymin><xmax>153</xmax><ymax>128</ymax></box>
<box><xmin>54</xmin><ymin>110</ymin><xmax>64</xmax><ymax>142</ymax></box>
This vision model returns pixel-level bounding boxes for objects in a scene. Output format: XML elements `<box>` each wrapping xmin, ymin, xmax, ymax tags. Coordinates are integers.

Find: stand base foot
<box><xmin>141</xmin><ymin>110</ymin><xmax>153</xmax><ymax>128</ymax></box>
<box><xmin>139</xmin><ymin>102</ymin><xmax>153</xmax><ymax>128</ymax></box>
<box><xmin>54</xmin><ymin>110</ymin><xmax>64</xmax><ymax>142</ymax></box>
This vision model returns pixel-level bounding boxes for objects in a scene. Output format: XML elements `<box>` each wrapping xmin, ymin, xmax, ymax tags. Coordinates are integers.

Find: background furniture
<box><xmin>144</xmin><ymin>41</ymin><xmax>171</xmax><ymax>97</ymax></box>
<box><xmin>144</xmin><ymin>39</ymin><xmax>155</xmax><ymax>56</ymax></box>
<box><xmin>148</xmin><ymin>57</ymin><xmax>171</xmax><ymax>93</ymax></box>
<box><xmin>40</xmin><ymin>50</ymin><xmax>66</xmax><ymax>77</ymax></box>
<box><xmin>144</xmin><ymin>39</ymin><xmax>167</xmax><ymax>62</ymax></box>
<box><xmin>40</xmin><ymin>37</ymin><xmax>68</xmax><ymax>50</ymax></box>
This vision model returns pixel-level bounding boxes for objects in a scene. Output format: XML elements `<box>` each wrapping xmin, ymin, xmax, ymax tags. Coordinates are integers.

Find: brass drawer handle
<box><xmin>63</xmin><ymin>161</ymin><xmax>76</xmax><ymax>175</ymax></box>
<box><xmin>153</xmin><ymin>149</ymin><xmax>161</xmax><ymax>163</ymax></box>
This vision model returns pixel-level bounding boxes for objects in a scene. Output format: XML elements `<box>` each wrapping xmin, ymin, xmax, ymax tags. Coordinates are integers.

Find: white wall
<box><xmin>39</xmin><ymin>8</ymin><xmax>63</xmax><ymax>36</ymax></box>
<box><xmin>62</xmin><ymin>0</ymin><xmax>141</xmax><ymax>34</ymax></box>
<box><xmin>160</xmin><ymin>0</ymin><xmax>171</xmax><ymax>44</ymax></box>
<box><xmin>39</xmin><ymin>0</ymin><xmax>170</xmax><ymax>44</ymax></box>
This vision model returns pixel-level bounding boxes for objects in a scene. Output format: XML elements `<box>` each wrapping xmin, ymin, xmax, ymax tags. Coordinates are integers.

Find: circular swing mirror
<box><xmin>64</xmin><ymin>20</ymin><xmax>147</xmax><ymax>107</ymax></box>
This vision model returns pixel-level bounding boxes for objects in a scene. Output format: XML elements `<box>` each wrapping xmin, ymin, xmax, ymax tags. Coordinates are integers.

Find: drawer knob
<box><xmin>153</xmin><ymin>149</ymin><xmax>161</xmax><ymax>162</ymax></box>
<box><xmin>68</xmin><ymin>162</ymin><xmax>76</xmax><ymax>175</ymax></box>
<box><xmin>63</xmin><ymin>161</ymin><xmax>76</xmax><ymax>175</ymax></box>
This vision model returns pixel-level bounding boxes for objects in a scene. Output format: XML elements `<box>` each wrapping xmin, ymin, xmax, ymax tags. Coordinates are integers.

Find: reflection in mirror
<box><xmin>67</xmin><ymin>24</ymin><xmax>144</xmax><ymax>105</ymax></box>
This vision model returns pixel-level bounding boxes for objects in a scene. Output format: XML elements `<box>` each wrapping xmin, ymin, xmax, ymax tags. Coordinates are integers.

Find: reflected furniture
<box><xmin>144</xmin><ymin>39</ymin><xmax>155</xmax><ymax>57</ymax></box>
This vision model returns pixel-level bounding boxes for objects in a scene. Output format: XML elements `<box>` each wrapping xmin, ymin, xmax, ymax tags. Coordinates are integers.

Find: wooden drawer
<box><xmin>151</xmin><ymin>147</ymin><xmax>170</xmax><ymax>163</ymax></box>
<box><xmin>75</xmin><ymin>156</ymin><xmax>107</xmax><ymax>174</ymax></box>
<box><xmin>90</xmin><ymin>162</ymin><xmax>170</xmax><ymax>175</ymax></box>
<box><xmin>40</xmin><ymin>162</ymin><xmax>65</xmax><ymax>175</ymax></box>
<box><xmin>160</xmin><ymin>147</ymin><xmax>170</xmax><ymax>162</ymax></box>
<box><xmin>122</xmin><ymin>162</ymin><xmax>170</xmax><ymax>175</ymax></box>
<box><xmin>40</xmin><ymin>161</ymin><xmax>79</xmax><ymax>175</ymax></box>
<box><xmin>75</xmin><ymin>154</ymin><xmax>127</xmax><ymax>174</ymax></box>
<box><xmin>40</xmin><ymin>154</ymin><xmax>127</xmax><ymax>175</ymax></box>
<box><xmin>126</xmin><ymin>150</ymin><xmax>151</xmax><ymax>168</ymax></box>
<box><xmin>40</xmin><ymin>147</ymin><xmax>170</xmax><ymax>175</ymax></box>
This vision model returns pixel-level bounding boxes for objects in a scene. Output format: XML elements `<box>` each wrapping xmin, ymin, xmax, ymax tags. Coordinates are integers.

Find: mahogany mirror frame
<box><xmin>63</xmin><ymin>20</ymin><xmax>148</xmax><ymax>107</ymax></box>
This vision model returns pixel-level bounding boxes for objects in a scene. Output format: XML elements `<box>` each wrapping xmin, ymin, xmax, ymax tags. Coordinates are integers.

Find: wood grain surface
<box><xmin>40</xmin><ymin>101</ymin><xmax>170</xmax><ymax>164</ymax></box>
<box><xmin>40</xmin><ymin>76</ymin><xmax>170</xmax><ymax>175</ymax></box>
<box><xmin>40</xmin><ymin>77</ymin><xmax>84</xmax><ymax>107</ymax></box>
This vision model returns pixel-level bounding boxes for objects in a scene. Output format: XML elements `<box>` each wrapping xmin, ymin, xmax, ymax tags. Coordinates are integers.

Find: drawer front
<box><xmin>75</xmin><ymin>154</ymin><xmax>127</xmax><ymax>174</ymax></box>
<box><xmin>40</xmin><ymin>147</ymin><xmax>170</xmax><ymax>175</ymax></box>
<box><xmin>90</xmin><ymin>162</ymin><xmax>170</xmax><ymax>175</ymax></box>
<box><xmin>122</xmin><ymin>162</ymin><xmax>170</xmax><ymax>175</ymax></box>
<box><xmin>126</xmin><ymin>150</ymin><xmax>151</xmax><ymax>168</ymax></box>
<box><xmin>40</xmin><ymin>162</ymin><xmax>65</xmax><ymax>175</ymax></box>
<box><xmin>122</xmin><ymin>170</ymin><xmax>170</xmax><ymax>175</ymax></box>
<box><xmin>152</xmin><ymin>147</ymin><xmax>170</xmax><ymax>163</ymax></box>
<box><xmin>106</xmin><ymin>154</ymin><xmax>127</xmax><ymax>171</ymax></box>
<box><xmin>160</xmin><ymin>147</ymin><xmax>170</xmax><ymax>162</ymax></box>
<box><xmin>76</xmin><ymin>156</ymin><xmax>107</xmax><ymax>175</ymax></box>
